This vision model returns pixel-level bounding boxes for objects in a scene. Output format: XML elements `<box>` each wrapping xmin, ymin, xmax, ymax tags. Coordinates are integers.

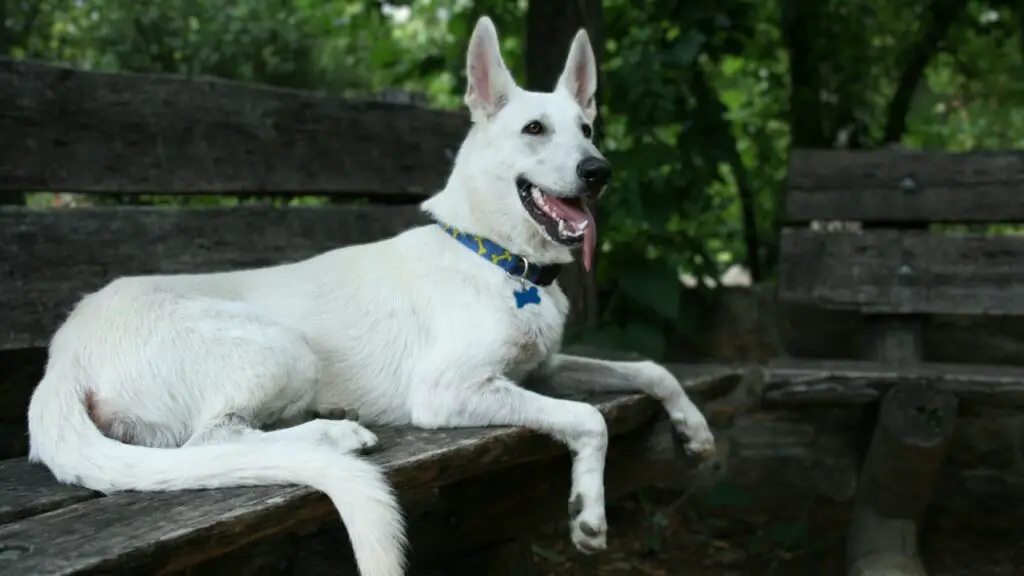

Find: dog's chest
<box><xmin>498</xmin><ymin>283</ymin><xmax>568</xmax><ymax>379</ymax></box>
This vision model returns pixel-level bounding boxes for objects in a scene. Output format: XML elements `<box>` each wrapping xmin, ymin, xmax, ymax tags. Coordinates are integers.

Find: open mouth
<box><xmin>516</xmin><ymin>176</ymin><xmax>597</xmax><ymax>270</ymax></box>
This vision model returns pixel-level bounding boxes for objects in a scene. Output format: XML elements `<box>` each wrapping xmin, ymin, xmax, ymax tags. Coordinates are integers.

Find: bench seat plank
<box><xmin>764</xmin><ymin>358</ymin><xmax>1024</xmax><ymax>407</ymax></box>
<box><xmin>0</xmin><ymin>459</ymin><xmax>97</xmax><ymax>524</ymax></box>
<box><xmin>0</xmin><ymin>364</ymin><xmax>741</xmax><ymax>575</ymax></box>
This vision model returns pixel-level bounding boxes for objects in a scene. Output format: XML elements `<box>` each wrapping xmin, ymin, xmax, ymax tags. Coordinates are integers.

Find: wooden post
<box><xmin>846</xmin><ymin>381</ymin><xmax>958</xmax><ymax>576</ymax></box>
<box><xmin>864</xmin><ymin>316</ymin><xmax>923</xmax><ymax>364</ymax></box>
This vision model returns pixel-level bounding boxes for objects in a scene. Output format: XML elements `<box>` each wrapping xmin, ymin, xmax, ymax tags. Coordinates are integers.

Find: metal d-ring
<box><xmin>506</xmin><ymin>257</ymin><xmax>530</xmax><ymax>289</ymax></box>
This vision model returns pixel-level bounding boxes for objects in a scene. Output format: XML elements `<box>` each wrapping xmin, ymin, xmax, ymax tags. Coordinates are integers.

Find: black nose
<box><xmin>576</xmin><ymin>156</ymin><xmax>612</xmax><ymax>192</ymax></box>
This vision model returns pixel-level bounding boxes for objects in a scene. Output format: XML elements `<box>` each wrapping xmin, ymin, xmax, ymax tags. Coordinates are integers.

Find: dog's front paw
<box><xmin>672</xmin><ymin>415</ymin><xmax>716</xmax><ymax>458</ymax></box>
<box><xmin>567</xmin><ymin>493</ymin><xmax>607</xmax><ymax>554</ymax></box>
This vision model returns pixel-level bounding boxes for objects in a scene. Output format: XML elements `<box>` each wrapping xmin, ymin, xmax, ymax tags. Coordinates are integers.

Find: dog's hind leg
<box><xmin>527</xmin><ymin>354</ymin><xmax>715</xmax><ymax>457</ymax></box>
<box><xmin>410</xmin><ymin>373</ymin><xmax>609</xmax><ymax>554</ymax></box>
<box><xmin>82</xmin><ymin>293</ymin><xmax>381</xmax><ymax>456</ymax></box>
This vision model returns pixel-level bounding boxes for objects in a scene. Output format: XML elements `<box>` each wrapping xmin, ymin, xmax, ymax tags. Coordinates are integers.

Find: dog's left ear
<box><xmin>556</xmin><ymin>28</ymin><xmax>598</xmax><ymax>123</ymax></box>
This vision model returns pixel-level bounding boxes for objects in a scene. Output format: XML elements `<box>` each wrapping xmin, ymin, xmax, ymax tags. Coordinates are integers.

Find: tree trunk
<box><xmin>0</xmin><ymin>3</ymin><xmax>24</xmax><ymax>206</ymax></box>
<box><xmin>525</xmin><ymin>0</ymin><xmax>604</xmax><ymax>329</ymax></box>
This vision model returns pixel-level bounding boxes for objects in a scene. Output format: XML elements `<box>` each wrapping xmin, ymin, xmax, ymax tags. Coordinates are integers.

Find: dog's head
<box><xmin>430</xmin><ymin>16</ymin><xmax>610</xmax><ymax>270</ymax></box>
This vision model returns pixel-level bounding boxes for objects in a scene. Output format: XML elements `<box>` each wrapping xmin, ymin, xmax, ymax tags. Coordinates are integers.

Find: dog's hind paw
<box><xmin>303</xmin><ymin>419</ymin><xmax>379</xmax><ymax>454</ymax></box>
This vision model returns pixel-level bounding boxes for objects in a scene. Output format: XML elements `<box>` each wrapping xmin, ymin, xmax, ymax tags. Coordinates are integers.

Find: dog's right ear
<box><xmin>464</xmin><ymin>16</ymin><xmax>515</xmax><ymax>119</ymax></box>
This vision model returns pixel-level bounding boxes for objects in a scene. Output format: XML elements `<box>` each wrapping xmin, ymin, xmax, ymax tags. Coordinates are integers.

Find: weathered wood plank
<box><xmin>0</xmin><ymin>58</ymin><xmax>469</xmax><ymax>195</ymax></box>
<box><xmin>183</xmin><ymin>407</ymin><xmax>856</xmax><ymax>576</ymax></box>
<box><xmin>0</xmin><ymin>204</ymin><xmax>430</xmax><ymax>350</ymax></box>
<box><xmin>786</xmin><ymin>149</ymin><xmax>1024</xmax><ymax>223</ymax></box>
<box><xmin>762</xmin><ymin>359</ymin><xmax>1024</xmax><ymax>408</ymax></box>
<box><xmin>0</xmin><ymin>369</ymin><xmax>738</xmax><ymax>576</ymax></box>
<box><xmin>778</xmin><ymin>229</ymin><xmax>1024</xmax><ymax>315</ymax></box>
<box><xmin>724</xmin><ymin>409</ymin><xmax>863</xmax><ymax>503</ymax></box>
<box><xmin>0</xmin><ymin>459</ymin><xmax>97</xmax><ymax>524</ymax></box>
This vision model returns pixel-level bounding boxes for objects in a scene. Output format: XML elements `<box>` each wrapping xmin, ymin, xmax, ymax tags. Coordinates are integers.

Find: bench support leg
<box><xmin>846</xmin><ymin>381</ymin><xmax>958</xmax><ymax>576</ymax></box>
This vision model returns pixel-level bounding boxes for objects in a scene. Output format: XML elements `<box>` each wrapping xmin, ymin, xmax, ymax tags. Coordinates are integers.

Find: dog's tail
<box><xmin>27</xmin><ymin>360</ymin><xmax>406</xmax><ymax>576</ymax></box>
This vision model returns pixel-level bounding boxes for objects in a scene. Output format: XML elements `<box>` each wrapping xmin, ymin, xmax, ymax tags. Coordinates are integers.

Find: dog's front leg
<box><xmin>411</xmin><ymin>375</ymin><xmax>609</xmax><ymax>553</ymax></box>
<box><xmin>529</xmin><ymin>354</ymin><xmax>715</xmax><ymax>457</ymax></box>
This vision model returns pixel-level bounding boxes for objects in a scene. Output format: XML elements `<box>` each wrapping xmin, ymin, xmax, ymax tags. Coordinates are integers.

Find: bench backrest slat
<box><xmin>786</xmin><ymin>149</ymin><xmax>1024</xmax><ymax>223</ymax></box>
<box><xmin>777</xmin><ymin>228</ymin><xmax>1024</xmax><ymax>316</ymax></box>
<box><xmin>0</xmin><ymin>205</ymin><xmax>430</xmax><ymax>349</ymax></box>
<box><xmin>0</xmin><ymin>59</ymin><xmax>469</xmax><ymax>196</ymax></box>
<box><xmin>0</xmin><ymin>59</ymin><xmax>471</xmax><ymax>351</ymax></box>
<box><xmin>779</xmin><ymin>148</ymin><xmax>1024</xmax><ymax>321</ymax></box>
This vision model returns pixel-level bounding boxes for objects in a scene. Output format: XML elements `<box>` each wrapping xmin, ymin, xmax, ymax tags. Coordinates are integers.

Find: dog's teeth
<box><xmin>531</xmin><ymin>187</ymin><xmax>543</xmax><ymax>202</ymax></box>
<box><xmin>578</xmin><ymin>220</ymin><xmax>589</xmax><ymax>231</ymax></box>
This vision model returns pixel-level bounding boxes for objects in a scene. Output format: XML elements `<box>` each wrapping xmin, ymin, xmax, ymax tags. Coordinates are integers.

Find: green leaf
<box><xmin>672</xmin><ymin>29</ymin><xmax>707</xmax><ymax>64</ymax></box>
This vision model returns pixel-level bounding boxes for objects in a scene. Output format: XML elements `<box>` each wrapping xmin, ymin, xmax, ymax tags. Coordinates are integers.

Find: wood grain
<box><xmin>856</xmin><ymin>382</ymin><xmax>958</xmax><ymax>519</ymax></box>
<box><xmin>777</xmin><ymin>229</ymin><xmax>1024</xmax><ymax>315</ymax></box>
<box><xmin>763</xmin><ymin>359</ymin><xmax>1024</xmax><ymax>408</ymax></box>
<box><xmin>0</xmin><ymin>459</ymin><xmax>97</xmax><ymax>524</ymax></box>
<box><xmin>0</xmin><ymin>368</ymin><xmax>740</xmax><ymax>576</ymax></box>
<box><xmin>0</xmin><ymin>58</ymin><xmax>469</xmax><ymax>195</ymax></box>
<box><xmin>786</xmin><ymin>149</ymin><xmax>1024</xmax><ymax>223</ymax></box>
<box><xmin>0</xmin><ymin>204</ymin><xmax>430</xmax><ymax>349</ymax></box>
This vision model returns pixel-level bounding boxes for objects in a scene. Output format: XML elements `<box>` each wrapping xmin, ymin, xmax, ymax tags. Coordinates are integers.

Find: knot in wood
<box><xmin>0</xmin><ymin>542</ymin><xmax>31</xmax><ymax>560</ymax></box>
<box><xmin>896</xmin><ymin>263</ymin><xmax>915</xmax><ymax>277</ymax></box>
<box><xmin>898</xmin><ymin>176</ymin><xmax>917</xmax><ymax>192</ymax></box>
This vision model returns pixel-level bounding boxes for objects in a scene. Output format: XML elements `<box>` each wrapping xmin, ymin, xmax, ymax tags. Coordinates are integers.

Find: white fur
<box><xmin>26</xmin><ymin>16</ymin><xmax>713</xmax><ymax>576</ymax></box>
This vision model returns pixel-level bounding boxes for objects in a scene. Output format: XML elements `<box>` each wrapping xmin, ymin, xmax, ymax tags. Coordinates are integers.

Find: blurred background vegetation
<box><xmin>3</xmin><ymin>0</ymin><xmax>1021</xmax><ymax>359</ymax></box>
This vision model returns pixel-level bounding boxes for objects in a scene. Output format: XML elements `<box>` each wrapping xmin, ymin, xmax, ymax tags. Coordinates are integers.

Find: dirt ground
<box><xmin>526</xmin><ymin>483</ymin><xmax>1024</xmax><ymax>576</ymax></box>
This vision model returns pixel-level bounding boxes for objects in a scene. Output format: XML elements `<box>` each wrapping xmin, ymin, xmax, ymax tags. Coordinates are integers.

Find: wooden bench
<box><xmin>773</xmin><ymin>148</ymin><xmax>1024</xmax><ymax>576</ymax></box>
<box><xmin>0</xmin><ymin>58</ymin><xmax>753</xmax><ymax>575</ymax></box>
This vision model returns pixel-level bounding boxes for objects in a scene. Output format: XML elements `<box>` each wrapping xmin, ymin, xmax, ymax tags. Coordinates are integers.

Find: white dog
<box><xmin>26</xmin><ymin>16</ymin><xmax>714</xmax><ymax>576</ymax></box>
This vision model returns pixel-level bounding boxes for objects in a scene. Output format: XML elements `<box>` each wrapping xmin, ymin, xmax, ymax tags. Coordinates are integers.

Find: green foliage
<box><xmin>6</xmin><ymin>0</ymin><xmax>1022</xmax><ymax>359</ymax></box>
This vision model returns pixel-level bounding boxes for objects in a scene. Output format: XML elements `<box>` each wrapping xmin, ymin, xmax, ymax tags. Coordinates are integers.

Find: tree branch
<box><xmin>691</xmin><ymin>65</ymin><xmax>762</xmax><ymax>283</ymax></box>
<box><xmin>882</xmin><ymin>0</ymin><xmax>970</xmax><ymax>143</ymax></box>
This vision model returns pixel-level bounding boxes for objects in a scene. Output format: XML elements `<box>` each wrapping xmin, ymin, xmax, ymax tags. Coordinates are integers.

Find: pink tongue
<box><xmin>544</xmin><ymin>197</ymin><xmax>597</xmax><ymax>271</ymax></box>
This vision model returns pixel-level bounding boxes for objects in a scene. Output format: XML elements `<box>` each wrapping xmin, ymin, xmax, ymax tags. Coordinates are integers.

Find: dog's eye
<box><xmin>581</xmin><ymin>124</ymin><xmax>593</xmax><ymax>139</ymax></box>
<box><xmin>522</xmin><ymin>121</ymin><xmax>545</xmax><ymax>135</ymax></box>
